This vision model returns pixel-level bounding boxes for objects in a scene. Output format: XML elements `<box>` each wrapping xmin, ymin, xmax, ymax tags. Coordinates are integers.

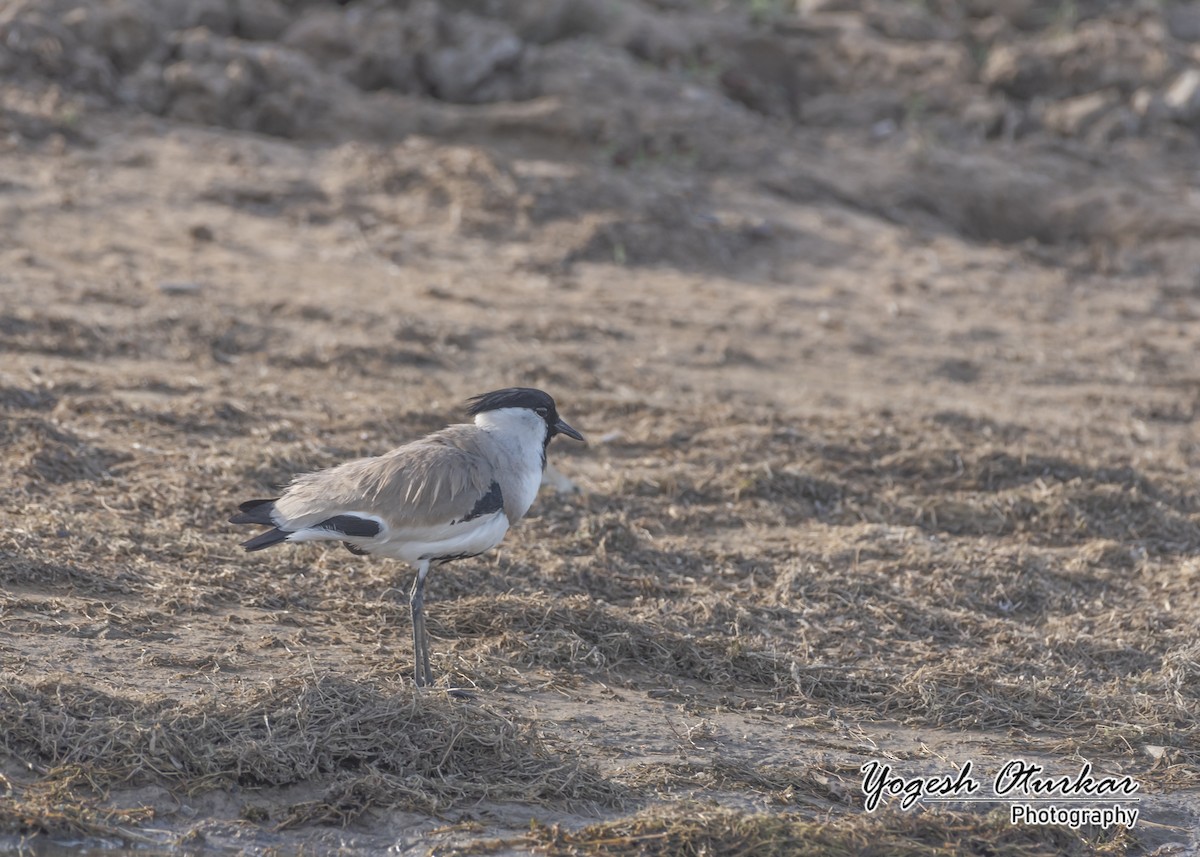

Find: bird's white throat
<box><xmin>474</xmin><ymin>407</ymin><xmax>548</xmax><ymax>518</ymax></box>
<box><xmin>474</xmin><ymin>407</ymin><xmax>548</xmax><ymax>449</ymax></box>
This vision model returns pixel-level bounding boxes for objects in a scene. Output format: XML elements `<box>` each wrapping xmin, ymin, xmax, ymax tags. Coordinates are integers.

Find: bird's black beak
<box><xmin>555</xmin><ymin>418</ymin><xmax>584</xmax><ymax>442</ymax></box>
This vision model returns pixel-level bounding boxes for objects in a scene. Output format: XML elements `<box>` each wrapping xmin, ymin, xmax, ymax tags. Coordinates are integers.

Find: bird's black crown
<box><xmin>466</xmin><ymin>387</ymin><xmax>559</xmax><ymax>422</ymax></box>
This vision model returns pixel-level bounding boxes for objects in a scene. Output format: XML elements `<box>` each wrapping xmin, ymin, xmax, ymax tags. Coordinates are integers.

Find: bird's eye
<box><xmin>535</xmin><ymin>407</ymin><xmax>548</xmax><ymax>416</ymax></box>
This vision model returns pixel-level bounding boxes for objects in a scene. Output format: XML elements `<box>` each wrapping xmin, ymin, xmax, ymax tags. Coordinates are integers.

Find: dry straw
<box><xmin>0</xmin><ymin>673</ymin><xmax>624</xmax><ymax>837</ymax></box>
<box><xmin>518</xmin><ymin>804</ymin><xmax>1134</xmax><ymax>857</ymax></box>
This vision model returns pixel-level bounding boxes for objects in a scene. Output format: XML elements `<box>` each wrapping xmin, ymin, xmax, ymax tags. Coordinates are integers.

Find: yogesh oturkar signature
<box><xmin>860</xmin><ymin>759</ymin><xmax>1140</xmax><ymax>829</ymax></box>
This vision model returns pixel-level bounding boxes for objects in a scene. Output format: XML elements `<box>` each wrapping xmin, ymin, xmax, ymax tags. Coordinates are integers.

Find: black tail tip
<box><xmin>240</xmin><ymin>528</ymin><xmax>290</xmax><ymax>552</ymax></box>
<box><xmin>238</xmin><ymin>498</ymin><xmax>276</xmax><ymax>513</ymax></box>
<box><xmin>230</xmin><ymin>498</ymin><xmax>279</xmax><ymax>526</ymax></box>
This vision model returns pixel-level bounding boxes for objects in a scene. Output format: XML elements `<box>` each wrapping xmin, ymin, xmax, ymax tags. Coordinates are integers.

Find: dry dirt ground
<box><xmin>2</xmin><ymin>0</ymin><xmax>1200</xmax><ymax>854</ymax></box>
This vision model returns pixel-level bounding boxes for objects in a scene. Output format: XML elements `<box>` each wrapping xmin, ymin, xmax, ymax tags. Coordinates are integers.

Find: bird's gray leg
<box><xmin>410</xmin><ymin>560</ymin><xmax>433</xmax><ymax>687</ymax></box>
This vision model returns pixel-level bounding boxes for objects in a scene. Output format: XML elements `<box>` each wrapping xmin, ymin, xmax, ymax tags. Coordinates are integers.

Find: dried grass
<box><xmin>0</xmin><ymin>673</ymin><xmax>624</xmax><ymax>833</ymax></box>
<box><xmin>436</xmin><ymin>593</ymin><xmax>798</xmax><ymax>691</ymax></box>
<box><xmin>3</xmin><ymin>323</ymin><xmax>1198</xmax><ymax>846</ymax></box>
<box><xmin>619</xmin><ymin>759</ymin><xmax>861</xmax><ymax>808</ymax></box>
<box><xmin>515</xmin><ymin>804</ymin><xmax>1135</xmax><ymax>857</ymax></box>
<box><xmin>0</xmin><ymin>775</ymin><xmax>155</xmax><ymax>842</ymax></box>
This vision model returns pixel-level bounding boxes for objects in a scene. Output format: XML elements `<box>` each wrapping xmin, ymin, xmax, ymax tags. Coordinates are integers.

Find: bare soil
<box><xmin>1</xmin><ymin>1</ymin><xmax>1199</xmax><ymax>854</ymax></box>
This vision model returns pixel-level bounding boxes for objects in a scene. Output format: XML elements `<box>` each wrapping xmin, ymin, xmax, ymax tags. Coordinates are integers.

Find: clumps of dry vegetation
<box><xmin>437</xmin><ymin>593</ymin><xmax>799</xmax><ymax>692</ymax></box>
<box><xmin>0</xmin><ymin>673</ymin><xmax>624</xmax><ymax>836</ymax></box>
<box><xmin>511</xmin><ymin>410</ymin><xmax>1200</xmax><ymax>749</ymax></box>
<box><xmin>515</xmin><ymin>804</ymin><xmax>1135</xmax><ymax>857</ymax></box>
<box><xmin>418</xmin><ymin>483</ymin><xmax>1199</xmax><ymax>760</ymax></box>
<box><xmin>0</xmin><ymin>774</ymin><xmax>155</xmax><ymax>844</ymax></box>
<box><xmin>621</xmin><ymin>759</ymin><xmax>862</xmax><ymax>809</ymax></box>
<box><xmin>704</xmin><ymin>412</ymin><xmax>1200</xmax><ymax>552</ymax></box>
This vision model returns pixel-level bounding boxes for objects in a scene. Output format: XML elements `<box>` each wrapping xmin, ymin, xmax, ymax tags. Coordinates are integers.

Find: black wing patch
<box><xmin>458</xmin><ymin>481</ymin><xmax>503</xmax><ymax>524</ymax></box>
<box><xmin>343</xmin><ymin>541</ymin><xmax>371</xmax><ymax>556</ymax></box>
<box><xmin>316</xmin><ymin>515</ymin><xmax>382</xmax><ymax>538</ymax></box>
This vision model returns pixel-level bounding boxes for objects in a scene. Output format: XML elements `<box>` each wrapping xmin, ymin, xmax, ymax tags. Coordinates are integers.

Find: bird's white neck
<box><xmin>474</xmin><ymin>408</ymin><xmax>549</xmax><ymax>519</ymax></box>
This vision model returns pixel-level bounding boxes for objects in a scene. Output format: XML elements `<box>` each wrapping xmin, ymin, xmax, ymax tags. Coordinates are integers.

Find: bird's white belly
<box><xmin>372</xmin><ymin>512</ymin><xmax>510</xmax><ymax>564</ymax></box>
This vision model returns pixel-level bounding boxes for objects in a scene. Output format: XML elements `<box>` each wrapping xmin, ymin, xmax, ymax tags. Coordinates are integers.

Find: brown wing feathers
<box><xmin>231</xmin><ymin>426</ymin><xmax>498</xmax><ymax>549</ymax></box>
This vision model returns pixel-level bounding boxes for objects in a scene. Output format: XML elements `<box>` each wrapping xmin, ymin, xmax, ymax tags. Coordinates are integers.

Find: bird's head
<box><xmin>466</xmin><ymin>387</ymin><xmax>585</xmax><ymax>446</ymax></box>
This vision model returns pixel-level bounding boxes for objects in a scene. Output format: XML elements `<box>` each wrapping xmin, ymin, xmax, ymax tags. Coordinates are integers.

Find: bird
<box><xmin>229</xmin><ymin>387</ymin><xmax>584</xmax><ymax>688</ymax></box>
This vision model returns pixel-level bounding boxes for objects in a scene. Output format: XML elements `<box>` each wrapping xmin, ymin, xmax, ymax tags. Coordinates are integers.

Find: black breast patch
<box><xmin>458</xmin><ymin>481</ymin><xmax>503</xmax><ymax>524</ymax></box>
